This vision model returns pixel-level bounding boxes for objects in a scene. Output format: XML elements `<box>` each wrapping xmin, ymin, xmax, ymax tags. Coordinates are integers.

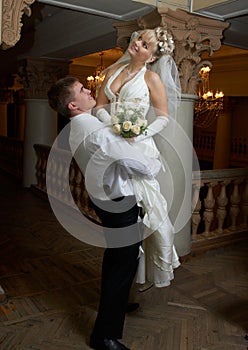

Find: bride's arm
<box><xmin>147</xmin><ymin>70</ymin><xmax>169</xmax><ymax>118</ymax></box>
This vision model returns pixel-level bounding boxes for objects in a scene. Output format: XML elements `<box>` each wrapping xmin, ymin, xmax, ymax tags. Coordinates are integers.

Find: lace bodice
<box><xmin>104</xmin><ymin>64</ymin><xmax>150</xmax><ymax>117</ymax></box>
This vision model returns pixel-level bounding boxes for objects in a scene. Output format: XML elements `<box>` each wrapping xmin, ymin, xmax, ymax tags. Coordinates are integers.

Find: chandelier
<box><xmin>194</xmin><ymin>66</ymin><xmax>224</xmax><ymax>128</ymax></box>
<box><xmin>87</xmin><ymin>52</ymin><xmax>105</xmax><ymax>98</ymax></box>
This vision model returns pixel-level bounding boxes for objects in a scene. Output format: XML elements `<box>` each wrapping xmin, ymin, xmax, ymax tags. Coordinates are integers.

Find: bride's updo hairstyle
<box><xmin>139</xmin><ymin>27</ymin><xmax>175</xmax><ymax>60</ymax></box>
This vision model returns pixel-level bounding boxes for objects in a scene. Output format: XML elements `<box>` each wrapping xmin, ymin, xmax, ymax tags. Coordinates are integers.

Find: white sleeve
<box><xmin>95</xmin><ymin>108</ymin><xmax>111</xmax><ymax>125</ymax></box>
<box><xmin>103</xmin><ymin>140</ymin><xmax>161</xmax><ymax>179</ymax></box>
<box><xmin>134</xmin><ymin>115</ymin><xmax>169</xmax><ymax>142</ymax></box>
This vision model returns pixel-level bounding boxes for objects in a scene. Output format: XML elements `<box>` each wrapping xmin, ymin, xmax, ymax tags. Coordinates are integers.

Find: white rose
<box><xmin>112</xmin><ymin>124</ymin><xmax>121</xmax><ymax>134</ymax></box>
<box><xmin>122</xmin><ymin>121</ymin><xmax>132</xmax><ymax>131</ymax></box>
<box><xmin>111</xmin><ymin>116</ymin><xmax>119</xmax><ymax>124</ymax></box>
<box><xmin>131</xmin><ymin>124</ymin><xmax>141</xmax><ymax>135</ymax></box>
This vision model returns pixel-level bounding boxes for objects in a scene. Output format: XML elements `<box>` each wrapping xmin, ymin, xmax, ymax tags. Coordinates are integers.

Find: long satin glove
<box><xmin>95</xmin><ymin>108</ymin><xmax>111</xmax><ymax>125</ymax></box>
<box><xmin>134</xmin><ymin>116</ymin><xmax>169</xmax><ymax>142</ymax></box>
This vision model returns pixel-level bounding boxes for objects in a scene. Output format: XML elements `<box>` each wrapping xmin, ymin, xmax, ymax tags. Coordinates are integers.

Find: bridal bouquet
<box><xmin>111</xmin><ymin>105</ymin><xmax>148</xmax><ymax>138</ymax></box>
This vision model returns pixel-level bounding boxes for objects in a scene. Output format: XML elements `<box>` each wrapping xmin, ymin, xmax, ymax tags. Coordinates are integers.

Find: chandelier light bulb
<box><xmin>195</xmin><ymin>65</ymin><xmax>224</xmax><ymax>128</ymax></box>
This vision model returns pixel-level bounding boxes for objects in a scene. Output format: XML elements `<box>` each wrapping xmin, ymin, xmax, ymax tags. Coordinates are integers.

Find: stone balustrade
<box><xmin>33</xmin><ymin>144</ymin><xmax>248</xmax><ymax>253</ymax></box>
<box><xmin>33</xmin><ymin>144</ymin><xmax>100</xmax><ymax>224</ymax></box>
<box><xmin>192</xmin><ymin>168</ymin><xmax>248</xmax><ymax>251</ymax></box>
<box><xmin>0</xmin><ymin>138</ymin><xmax>247</xmax><ymax>252</ymax></box>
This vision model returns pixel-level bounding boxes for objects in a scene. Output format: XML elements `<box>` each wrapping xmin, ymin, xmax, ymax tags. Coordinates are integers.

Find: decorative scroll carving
<box><xmin>18</xmin><ymin>58</ymin><xmax>70</xmax><ymax>99</ymax></box>
<box><xmin>114</xmin><ymin>8</ymin><xmax>229</xmax><ymax>94</ymax></box>
<box><xmin>1</xmin><ymin>0</ymin><xmax>35</xmax><ymax>49</ymax></box>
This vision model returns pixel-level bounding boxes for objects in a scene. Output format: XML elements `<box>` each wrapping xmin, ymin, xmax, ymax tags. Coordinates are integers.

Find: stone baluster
<box><xmin>56</xmin><ymin>155</ymin><xmax>64</xmax><ymax>202</ymax></box>
<box><xmin>230</xmin><ymin>180</ymin><xmax>241</xmax><ymax>230</ymax></box>
<box><xmin>74</xmin><ymin>167</ymin><xmax>84</xmax><ymax>210</ymax></box>
<box><xmin>61</xmin><ymin>153</ymin><xmax>71</xmax><ymax>204</ymax></box>
<box><xmin>0</xmin><ymin>285</ymin><xmax>6</xmax><ymax>303</ymax></box>
<box><xmin>191</xmin><ymin>182</ymin><xmax>201</xmax><ymax>240</ymax></box>
<box><xmin>41</xmin><ymin>151</ymin><xmax>47</xmax><ymax>191</ymax></box>
<box><xmin>216</xmin><ymin>180</ymin><xmax>229</xmax><ymax>233</ymax></box>
<box><xmin>51</xmin><ymin>155</ymin><xmax>58</xmax><ymax>199</ymax></box>
<box><xmin>203</xmin><ymin>182</ymin><xmax>216</xmax><ymax>236</ymax></box>
<box><xmin>69</xmin><ymin>164</ymin><xmax>76</xmax><ymax>204</ymax></box>
<box><xmin>241</xmin><ymin>179</ymin><xmax>248</xmax><ymax>228</ymax></box>
<box><xmin>61</xmin><ymin>156</ymin><xmax>70</xmax><ymax>205</ymax></box>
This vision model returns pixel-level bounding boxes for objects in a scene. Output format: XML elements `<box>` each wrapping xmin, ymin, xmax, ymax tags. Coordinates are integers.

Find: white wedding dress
<box><xmin>104</xmin><ymin>64</ymin><xmax>180</xmax><ymax>288</ymax></box>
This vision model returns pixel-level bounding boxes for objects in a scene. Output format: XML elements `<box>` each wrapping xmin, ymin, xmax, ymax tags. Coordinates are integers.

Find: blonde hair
<box><xmin>139</xmin><ymin>27</ymin><xmax>175</xmax><ymax>59</ymax></box>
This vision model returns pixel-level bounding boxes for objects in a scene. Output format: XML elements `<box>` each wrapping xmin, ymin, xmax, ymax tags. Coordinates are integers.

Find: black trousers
<box><xmin>91</xmin><ymin>196</ymin><xmax>141</xmax><ymax>339</ymax></box>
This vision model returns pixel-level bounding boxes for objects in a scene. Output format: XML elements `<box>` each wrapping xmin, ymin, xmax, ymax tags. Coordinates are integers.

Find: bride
<box><xmin>95</xmin><ymin>27</ymin><xmax>181</xmax><ymax>289</ymax></box>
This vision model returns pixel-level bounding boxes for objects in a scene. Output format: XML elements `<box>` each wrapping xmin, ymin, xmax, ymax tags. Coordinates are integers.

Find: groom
<box><xmin>47</xmin><ymin>77</ymin><xmax>161</xmax><ymax>350</ymax></box>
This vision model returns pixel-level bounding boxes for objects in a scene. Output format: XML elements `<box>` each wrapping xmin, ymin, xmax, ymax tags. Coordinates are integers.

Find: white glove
<box><xmin>95</xmin><ymin>108</ymin><xmax>111</xmax><ymax>125</ymax></box>
<box><xmin>134</xmin><ymin>116</ymin><xmax>169</xmax><ymax>142</ymax></box>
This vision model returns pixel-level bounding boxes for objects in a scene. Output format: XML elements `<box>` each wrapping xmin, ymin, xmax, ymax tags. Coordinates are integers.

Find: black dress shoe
<box><xmin>126</xmin><ymin>302</ymin><xmax>139</xmax><ymax>313</ymax></box>
<box><xmin>89</xmin><ymin>336</ymin><xmax>130</xmax><ymax>350</ymax></box>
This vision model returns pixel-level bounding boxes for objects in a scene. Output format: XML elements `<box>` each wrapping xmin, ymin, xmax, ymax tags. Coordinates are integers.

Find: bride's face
<box><xmin>128</xmin><ymin>32</ymin><xmax>156</xmax><ymax>63</ymax></box>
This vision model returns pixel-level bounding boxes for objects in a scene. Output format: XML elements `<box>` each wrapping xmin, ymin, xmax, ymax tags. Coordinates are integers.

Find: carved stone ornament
<box><xmin>1</xmin><ymin>0</ymin><xmax>35</xmax><ymax>49</ymax></box>
<box><xmin>114</xmin><ymin>7</ymin><xmax>229</xmax><ymax>95</ymax></box>
<box><xmin>18</xmin><ymin>58</ymin><xmax>70</xmax><ymax>99</ymax></box>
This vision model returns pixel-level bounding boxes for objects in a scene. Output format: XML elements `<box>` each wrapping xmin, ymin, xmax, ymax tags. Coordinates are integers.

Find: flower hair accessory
<box><xmin>111</xmin><ymin>105</ymin><xmax>148</xmax><ymax>138</ymax></box>
<box><xmin>155</xmin><ymin>27</ymin><xmax>174</xmax><ymax>55</ymax></box>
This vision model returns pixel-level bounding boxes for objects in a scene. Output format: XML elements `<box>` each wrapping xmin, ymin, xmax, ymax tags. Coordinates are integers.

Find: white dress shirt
<box><xmin>69</xmin><ymin>113</ymin><xmax>161</xmax><ymax>201</ymax></box>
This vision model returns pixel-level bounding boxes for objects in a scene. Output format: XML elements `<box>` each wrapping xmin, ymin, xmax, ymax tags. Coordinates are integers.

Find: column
<box><xmin>114</xmin><ymin>7</ymin><xmax>228</xmax><ymax>256</ymax></box>
<box><xmin>18</xmin><ymin>58</ymin><xmax>70</xmax><ymax>187</ymax></box>
<box><xmin>168</xmin><ymin>94</ymin><xmax>198</xmax><ymax>255</ymax></box>
<box><xmin>213</xmin><ymin>97</ymin><xmax>232</xmax><ymax>169</ymax></box>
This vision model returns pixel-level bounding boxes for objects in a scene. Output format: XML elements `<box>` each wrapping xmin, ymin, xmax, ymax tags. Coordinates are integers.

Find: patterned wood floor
<box><xmin>0</xmin><ymin>171</ymin><xmax>248</xmax><ymax>350</ymax></box>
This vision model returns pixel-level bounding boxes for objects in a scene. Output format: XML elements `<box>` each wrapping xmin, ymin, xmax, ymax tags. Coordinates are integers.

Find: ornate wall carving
<box><xmin>114</xmin><ymin>8</ymin><xmax>229</xmax><ymax>95</ymax></box>
<box><xmin>18</xmin><ymin>58</ymin><xmax>70</xmax><ymax>99</ymax></box>
<box><xmin>1</xmin><ymin>0</ymin><xmax>35</xmax><ymax>49</ymax></box>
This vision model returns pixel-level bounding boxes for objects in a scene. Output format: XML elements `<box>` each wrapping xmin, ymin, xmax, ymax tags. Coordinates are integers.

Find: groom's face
<box><xmin>69</xmin><ymin>81</ymin><xmax>96</xmax><ymax>114</ymax></box>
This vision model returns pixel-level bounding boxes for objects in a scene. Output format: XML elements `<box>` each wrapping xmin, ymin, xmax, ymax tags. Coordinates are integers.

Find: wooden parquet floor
<box><xmin>0</xmin><ymin>171</ymin><xmax>248</xmax><ymax>350</ymax></box>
